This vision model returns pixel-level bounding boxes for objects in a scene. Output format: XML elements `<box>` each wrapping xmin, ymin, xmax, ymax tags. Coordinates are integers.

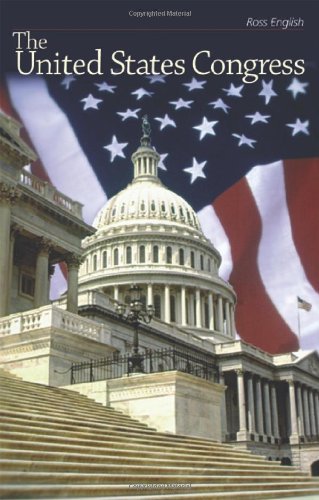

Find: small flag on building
<box><xmin>297</xmin><ymin>297</ymin><xmax>312</xmax><ymax>312</ymax></box>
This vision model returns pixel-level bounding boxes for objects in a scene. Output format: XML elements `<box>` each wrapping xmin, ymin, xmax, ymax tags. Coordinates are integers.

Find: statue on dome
<box><xmin>142</xmin><ymin>115</ymin><xmax>151</xmax><ymax>138</ymax></box>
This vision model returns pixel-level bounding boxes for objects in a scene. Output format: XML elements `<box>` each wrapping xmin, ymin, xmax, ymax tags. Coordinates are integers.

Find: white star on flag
<box><xmin>158</xmin><ymin>153</ymin><xmax>168</xmax><ymax>170</ymax></box>
<box><xmin>103</xmin><ymin>135</ymin><xmax>128</xmax><ymax>162</ymax></box>
<box><xmin>209</xmin><ymin>98</ymin><xmax>230</xmax><ymax>113</ymax></box>
<box><xmin>146</xmin><ymin>75</ymin><xmax>166</xmax><ymax>84</ymax></box>
<box><xmin>131</xmin><ymin>88</ymin><xmax>154</xmax><ymax>100</ymax></box>
<box><xmin>232</xmin><ymin>133</ymin><xmax>256</xmax><ymax>148</ymax></box>
<box><xmin>169</xmin><ymin>98</ymin><xmax>194</xmax><ymax>110</ymax></box>
<box><xmin>61</xmin><ymin>75</ymin><xmax>76</xmax><ymax>90</ymax></box>
<box><xmin>193</xmin><ymin>117</ymin><xmax>218</xmax><ymax>140</ymax></box>
<box><xmin>80</xmin><ymin>94</ymin><xmax>103</xmax><ymax>110</ymax></box>
<box><xmin>245</xmin><ymin>111</ymin><xmax>271</xmax><ymax>124</ymax></box>
<box><xmin>155</xmin><ymin>114</ymin><xmax>177</xmax><ymax>131</ymax></box>
<box><xmin>287</xmin><ymin>77</ymin><xmax>309</xmax><ymax>99</ymax></box>
<box><xmin>259</xmin><ymin>79</ymin><xmax>277</xmax><ymax>105</ymax></box>
<box><xmin>117</xmin><ymin>108</ymin><xmax>141</xmax><ymax>121</ymax></box>
<box><xmin>183</xmin><ymin>157</ymin><xmax>207</xmax><ymax>184</ymax></box>
<box><xmin>286</xmin><ymin>118</ymin><xmax>310</xmax><ymax>136</ymax></box>
<box><xmin>223</xmin><ymin>83</ymin><xmax>244</xmax><ymax>97</ymax></box>
<box><xmin>95</xmin><ymin>82</ymin><xmax>117</xmax><ymax>93</ymax></box>
<box><xmin>183</xmin><ymin>78</ymin><xmax>206</xmax><ymax>91</ymax></box>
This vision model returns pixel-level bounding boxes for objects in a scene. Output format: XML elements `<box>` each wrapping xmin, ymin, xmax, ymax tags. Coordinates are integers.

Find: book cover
<box><xmin>1</xmin><ymin>0</ymin><xmax>318</xmax><ymax>353</ymax></box>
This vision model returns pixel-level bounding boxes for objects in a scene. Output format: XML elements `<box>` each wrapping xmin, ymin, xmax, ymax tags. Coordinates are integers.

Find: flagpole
<box><xmin>297</xmin><ymin>297</ymin><xmax>301</xmax><ymax>339</ymax></box>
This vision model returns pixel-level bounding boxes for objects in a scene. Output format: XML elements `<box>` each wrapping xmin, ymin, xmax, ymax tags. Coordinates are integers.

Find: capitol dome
<box><xmin>79</xmin><ymin>118</ymin><xmax>236</xmax><ymax>342</ymax></box>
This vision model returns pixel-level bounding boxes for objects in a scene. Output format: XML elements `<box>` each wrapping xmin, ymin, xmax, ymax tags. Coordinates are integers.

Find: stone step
<box><xmin>1</xmin><ymin>483</ymin><xmax>319</xmax><ymax>499</ymax></box>
<box><xmin>0</xmin><ymin>398</ymin><xmax>152</xmax><ymax>430</ymax></box>
<box><xmin>1</xmin><ymin>472</ymin><xmax>315</xmax><ymax>485</ymax></box>
<box><xmin>0</xmin><ymin>413</ymin><xmax>246</xmax><ymax>451</ymax></box>
<box><xmin>0</xmin><ymin>439</ymin><xmax>280</xmax><ymax>466</ymax></box>
<box><xmin>0</xmin><ymin>430</ymin><xmax>267</xmax><ymax>461</ymax></box>
<box><xmin>0</xmin><ymin>449</ymin><xmax>296</xmax><ymax>471</ymax></box>
<box><xmin>0</xmin><ymin>460</ymin><xmax>301</xmax><ymax>477</ymax></box>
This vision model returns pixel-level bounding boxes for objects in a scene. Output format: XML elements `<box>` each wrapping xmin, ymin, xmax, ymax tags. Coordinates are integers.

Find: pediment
<box><xmin>296</xmin><ymin>351</ymin><xmax>319</xmax><ymax>376</ymax></box>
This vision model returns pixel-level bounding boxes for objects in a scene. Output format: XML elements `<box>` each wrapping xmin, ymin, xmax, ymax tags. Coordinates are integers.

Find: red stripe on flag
<box><xmin>213</xmin><ymin>177</ymin><xmax>299</xmax><ymax>354</ymax></box>
<box><xmin>284</xmin><ymin>158</ymin><xmax>319</xmax><ymax>295</ymax></box>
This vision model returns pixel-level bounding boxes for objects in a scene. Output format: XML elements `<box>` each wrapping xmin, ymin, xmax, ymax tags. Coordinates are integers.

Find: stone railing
<box><xmin>0</xmin><ymin>305</ymin><xmax>111</xmax><ymax>344</ymax></box>
<box><xmin>20</xmin><ymin>170</ymin><xmax>83</xmax><ymax>219</ymax></box>
<box><xmin>215</xmin><ymin>339</ymin><xmax>273</xmax><ymax>363</ymax></box>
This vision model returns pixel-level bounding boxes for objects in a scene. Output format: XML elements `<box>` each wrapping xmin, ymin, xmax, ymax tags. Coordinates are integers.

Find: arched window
<box><xmin>153</xmin><ymin>245</ymin><xmax>159</xmax><ymax>263</ymax></box>
<box><xmin>200</xmin><ymin>254</ymin><xmax>204</xmax><ymax>270</ymax></box>
<box><xmin>208</xmin><ymin>258</ymin><xmax>211</xmax><ymax>272</ymax></box>
<box><xmin>102</xmin><ymin>251</ymin><xmax>107</xmax><ymax>268</ymax></box>
<box><xmin>154</xmin><ymin>294</ymin><xmax>161</xmax><ymax>319</ymax></box>
<box><xmin>151</xmin><ymin>200</ymin><xmax>156</xmax><ymax>212</ymax></box>
<box><xmin>126</xmin><ymin>246</ymin><xmax>132</xmax><ymax>264</ymax></box>
<box><xmin>139</xmin><ymin>245</ymin><xmax>145</xmax><ymax>263</ymax></box>
<box><xmin>140</xmin><ymin>200</ymin><xmax>146</xmax><ymax>212</ymax></box>
<box><xmin>179</xmin><ymin>206</ymin><xmax>184</xmax><ymax>219</ymax></box>
<box><xmin>93</xmin><ymin>254</ymin><xmax>97</xmax><ymax>271</ymax></box>
<box><xmin>113</xmin><ymin>248</ymin><xmax>119</xmax><ymax>266</ymax></box>
<box><xmin>170</xmin><ymin>295</ymin><xmax>176</xmax><ymax>322</ymax></box>
<box><xmin>190</xmin><ymin>251</ymin><xmax>195</xmax><ymax>268</ymax></box>
<box><xmin>161</xmin><ymin>201</ymin><xmax>166</xmax><ymax>213</ymax></box>
<box><xmin>171</xmin><ymin>203</ymin><xmax>176</xmax><ymax>215</ymax></box>
<box><xmin>166</xmin><ymin>246</ymin><xmax>172</xmax><ymax>264</ymax></box>
<box><xmin>179</xmin><ymin>248</ymin><xmax>184</xmax><ymax>265</ymax></box>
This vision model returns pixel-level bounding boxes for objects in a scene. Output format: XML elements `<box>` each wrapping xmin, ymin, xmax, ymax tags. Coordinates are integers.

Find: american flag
<box><xmin>298</xmin><ymin>297</ymin><xmax>312</xmax><ymax>312</ymax></box>
<box><xmin>3</xmin><ymin>67</ymin><xmax>318</xmax><ymax>355</ymax></box>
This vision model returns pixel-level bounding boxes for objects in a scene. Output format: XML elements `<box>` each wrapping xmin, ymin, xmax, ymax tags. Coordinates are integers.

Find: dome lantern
<box><xmin>131</xmin><ymin>115</ymin><xmax>160</xmax><ymax>181</ymax></box>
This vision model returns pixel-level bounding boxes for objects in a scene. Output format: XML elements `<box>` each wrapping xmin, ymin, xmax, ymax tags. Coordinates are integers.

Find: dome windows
<box><xmin>113</xmin><ymin>248</ymin><xmax>119</xmax><ymax>266</ymax></box>
<box><xmin>126</xmin><ymin>246</ymin><xmax>132</xmax><ymax>264</ymax></box>
<box><xmin>153</xmin><ymin>245</ymin><xmax>159</xmax><ymax>263</ymax></box>
<box><xmin>190</xmin><ymin>251</ymin><xmax>195</xmax><ymax>268</ymax></box>
<box><xmin>161</xmin><ymin>201</ymin><xmax>166</xmax><ymax>213</ymax></box>
<box><xmin>151</xmin><ymin>200</ymin><xmax>156</xmax><ymax>212</ymax></box>
<box><xmin>139</xmin><ymin>245</ymin><xmax>146</xmax><ymax>263</ymax></box>
<box><xmin>102</xmin><ymin>251</ymin><xmax>107</xmax><ymax>268</ymax></box>
<box><xmin>93</xmin><ymin>254</ymin><xmax>97</xmax><ymax>271</ymax></box>
<box><xmin>179</xmin><ymin>248</ymin><xmax>185</xmax><ymax>266</ymax></box>
<box><xmin>166</xmin><ymin>246</ymin><xmax>172</xmax><ymax>264</ymax></box>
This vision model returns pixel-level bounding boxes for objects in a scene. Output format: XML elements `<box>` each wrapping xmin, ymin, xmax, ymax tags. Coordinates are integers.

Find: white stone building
<box><xmin>0</xmin><ymin>112</ymin><xmax>318</xmax><ymax>476</ymax></box>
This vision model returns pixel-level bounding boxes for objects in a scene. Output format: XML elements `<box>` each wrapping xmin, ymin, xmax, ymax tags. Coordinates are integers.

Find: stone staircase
<box><xmin>0</xmin><ymin>369</ymin><xmax>319</xmax><ymax>499</ymax></box>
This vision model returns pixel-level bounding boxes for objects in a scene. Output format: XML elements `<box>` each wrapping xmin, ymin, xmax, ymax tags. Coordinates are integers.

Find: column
<box><xmin>236</xmin><ymin>370</ymin><xmax>248</xmax><ymax>440</ymax></box>
<box><xmin>309</xmin><ymin>390</ymin><xmax>316</xmax><ymax>436</ymax></box>
<box><xmin>288</xmin><ymin>380</ymin><xmax>299</xmax><ymax>444</ymax></box>
<box><xmin>247</xmin><ymin>374</ymin><xmax>256</xmax><ymax>434</ymax></box>
<box><xmin>164</xmin><ymin>285</ymin><xmax>170</xmax><ymax>323</ymax></box>
<box><xmin>113</xmin><ymin>285</ymin><xmax>119</xmax><ymax>301</ymax></box>
<box><xmin>147</xmin><ymin>283</ymin><xmax>153</xmax><ymax>306</ymax></box>
<box><xmin>296</xmin><ymin>384</ymin><xmax>305</xmax><ymax>437</ymax></box>
<box><xmin>256</xmin><ymin>377</ymin><xmax>264</xmax><ymax>436</ymax></box>
<box><xmin>230</xmin><ymin>304</ymin><xmax>236</xmax><ymax>338</ymax></box>
<box><xmin>180</xmin><ymin>286</ymin><xmax>187</xmax><ymax>327</ymax></box>
<box><xmin>303</xmin><ymin>386</ymin><xmax>311</xmax><ymax>438</ymax></box>
<box><xmin>314</xmin><ymin>392</ymin><xmax>319</xmax><ymax>436</ymax></box>
<box><xmin>0</xmin><ymin>184</ymin><xmax>17</xmax><ymax>316</ymax></box>
<box><xmin>34</xmin><ymin>238</ymin><xmax>51</xmax><ymax>308</ymax></box>
<box><xmin>225</xmin><ymin>301</ymin><xmax>231</xmax><ymax>336</ymax></box>
<box><xmin>195</xmin><ymin>289</ymin><xmax>201</xmax><ymax>328</ymax></box>
<box><xmin>217</xmin><ymin>295</ymin><xmax>223</xmax><ymax>332</ymax></box>
<box><xmin>271</xmin><ymin>383</ymin><xmax>280</xmax><ymax>439</ymax></box>
<box><xmin>219</xmin><ymin>371</ymin><xmax>227</xmax><ymax>441</ymax></box>
<box><xmin>66</xmin><ymin>254</ymin><xmax>81</xmax><ymax>314</ymax></box>
<box><xmin>208</xmin><ymin>292</ymin><xmax>214</xmax><ymax>330</ymax></box>
<box><xmin>7</xmin><ymin>225</ymin><xmax>18</xmax><ymax>312</ymax></box>
<box><xmin>263</xmin><ymin>380</ymin><xmax>272</xmax><ymax>439</ymax></box>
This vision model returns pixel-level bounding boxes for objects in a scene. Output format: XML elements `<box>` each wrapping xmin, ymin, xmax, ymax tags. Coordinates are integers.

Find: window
<box><xmin>171</xmin><ymin>203</ymin><xmax>176</xmax><ymax>215</ymax></box>
<box><xmin>154</xmin><ymin>295</ymin><xmax>161</xmax><ymax>319</ymax></box>
<box><xmin>139</xmin><ymin>245</ymin><xmax>145</xmax><ymax>263</ymax></box>
<box><xmin>208</xmin><ymin>258</ymin><xmax>211</xmax><ymax>272</ymax></box>
<box><xmin>93</xmin><ymin>254</ymin><xmax>97</xmax><ymax>271</ymax></box>
<box><xmin>179</xmin><ymin>207</ymin><xmax>184</xmax><ymax>219</ymax></box>
<box><xmin>20</xmin><ymin>273</ymin><xmax>35</xmax><ymax>297</ymax></box>
<box><xmin>153</xmin><ymin>245</ymin><xmax>159</xmax><ymax>263</ymax></box>
<box><xmin>200</xmin><ymin>254</ymin><xmax>204</xmax><ymax>271</ymax></box>
<box><xmin>121</xmin><ymin>203</ymin><xmax>125</xmax><ymax>215</ymax></box>
<box><xmin>190</xmin><ymin>251</ymin><xmax>195</xmax><ymax>268</ymax></box>
<box><xmin>179</xmin><ymin>248</ymin><xmax>185</xmax><ymax>266</ymax></box>
<box><xmin>166</xmin><ymin>246</ymin><xmax>172</xmax><ymax>264</ymax></box>
<box><xmin>204</xmin><ymin>302</ymin><xmax>209</xmax><ymax>328</ymax></box>
<box><xmin>102</xmin><ymin>251</ymin><xmax>107</xmax><ymax>268</ymax></box>
<box><xmin>113</xmin><ymin>248</ymin><xmax>119</xmax><ymax>266</ymax></box>
<box><xmin>140</xmin><ymin>200</ymin><xmax>146</xmax><ymax>212</ymax></box>
<box><xmin>126</xmin><ymin>246</ymin><xmax>132</xmax><ymax>264</ymax></box>
<box><xmin>161</xmin><ymin>201</ymin><xmax>166</xmax><ymax>212</ymax></box>
<box><xmin>170</xmin><ymin>295</ymin><xmax>176</xmax><ymax>322</ymax></box>
<box><xmin>151</xmin><ymin>200</ymin><xmax>156</xmax><ymax>212</ymax></box>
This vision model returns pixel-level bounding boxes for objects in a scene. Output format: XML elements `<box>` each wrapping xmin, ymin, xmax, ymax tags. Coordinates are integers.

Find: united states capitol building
<box><xmin>0</xmin><ymin>110</ymin><xmax>318</xmax><ymax>478</ymax></box>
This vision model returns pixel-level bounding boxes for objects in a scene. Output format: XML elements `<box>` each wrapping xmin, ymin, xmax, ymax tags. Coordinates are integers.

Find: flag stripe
<box><xmin>213</xmin><ymin>175</ymin><xmax>299</xmax><ymax>354</ymax></box>
<box><xmin>284</xmin><ymin>158</ymin><xmax>319</xmax><ymax>295</ymax></box>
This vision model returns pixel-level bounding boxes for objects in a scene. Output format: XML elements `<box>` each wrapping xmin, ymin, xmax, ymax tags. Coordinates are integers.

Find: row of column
<box><xmin>236</xmin><ymin>370</ymin><xmax>279</xmax><ymax>442</ymax></box>
<box><xmin>113</xmin><ymin>283</ymin><xmax>235</xmax><ymax>335</ymax></box>
<box><xmin>0</xmin><ymin>183</ymin><xmax>81</xmax><ymax>317</ymax></box>
<box><xmin>288</xmin><ymin>380</ymin><xmax>319</xmax><ymax>443</ymax></box>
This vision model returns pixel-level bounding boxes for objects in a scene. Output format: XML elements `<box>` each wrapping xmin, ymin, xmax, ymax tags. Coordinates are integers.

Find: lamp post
<box><xmin>115</xmin><ymin>285</ymin><xmax>154</xmax><ymax>373</ymax></box>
